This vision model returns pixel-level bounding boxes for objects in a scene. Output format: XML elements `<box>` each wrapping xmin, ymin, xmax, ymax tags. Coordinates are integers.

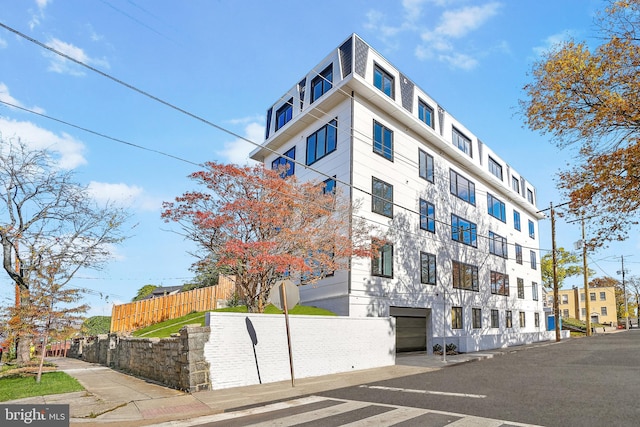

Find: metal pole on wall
<box><xmin>281</xmin><ymin>283</ymin><xmax>295</xmax><ymax>387</ymax></box>
<box><xmin>581</xmin><ymin>218</ymin><xmax>591</xmax><ymax>336</ymax></box>
<box><xmin>550</xmin><ymin>203</ymin><xmax>561</xmax><ymax>342</ymax></box>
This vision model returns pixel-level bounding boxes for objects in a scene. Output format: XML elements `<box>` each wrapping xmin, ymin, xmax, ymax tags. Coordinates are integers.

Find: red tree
<box><xmin>162</xmin><ymin>162</ymin><xmax>372</xmax><ymax>313</ymax></box>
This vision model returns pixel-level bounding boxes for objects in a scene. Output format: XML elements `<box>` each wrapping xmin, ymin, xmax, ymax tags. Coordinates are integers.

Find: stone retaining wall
<box><xmin>67</xmin><ymin>324</ymin><xmax>210</xmax><ymax>392</ymax></box>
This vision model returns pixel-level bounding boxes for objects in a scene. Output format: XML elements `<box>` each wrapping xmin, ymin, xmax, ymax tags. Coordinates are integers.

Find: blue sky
<box><xmin>1</xmin><ymin>0</ymin><xmax>637</xmax><ymax>316</ymax></box>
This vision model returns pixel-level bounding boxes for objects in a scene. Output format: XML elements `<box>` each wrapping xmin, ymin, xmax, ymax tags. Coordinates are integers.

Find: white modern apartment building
<box><xmin>250</xmin><ymin>34</ymin><xmax>548</xmax><ymax>353</ymax></box>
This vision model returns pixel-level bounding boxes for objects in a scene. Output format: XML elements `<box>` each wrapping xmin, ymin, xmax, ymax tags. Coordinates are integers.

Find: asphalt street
<box><xmin>319</xmin><ymin>330</ymin><xmax>640</xmax><ymax>426</ymax></box>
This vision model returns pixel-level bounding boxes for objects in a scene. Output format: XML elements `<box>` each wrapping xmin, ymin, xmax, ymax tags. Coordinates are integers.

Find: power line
<box><xmin>0</xmin><ymin>22</ymin><xmax>547</xmax><ymax>268</ymax></box>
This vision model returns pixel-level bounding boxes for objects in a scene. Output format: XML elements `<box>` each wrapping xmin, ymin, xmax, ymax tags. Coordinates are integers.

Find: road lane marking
<box><xmin>359</xmin><ymin>385</ymin><xmax>486</xmax><ymax>399</ymax></box>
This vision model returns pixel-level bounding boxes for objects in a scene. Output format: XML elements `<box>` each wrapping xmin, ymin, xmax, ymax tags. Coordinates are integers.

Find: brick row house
<box><xmin>250</xmin><ymin>34</ymin><xmax>549</xmax><ymax>353</ymax></box>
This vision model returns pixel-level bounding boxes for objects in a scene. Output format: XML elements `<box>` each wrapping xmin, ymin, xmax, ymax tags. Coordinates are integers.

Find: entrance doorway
<box><xmin>390</xmin><ymin>307</ymin><xmax>431</xmax><ymax>353</ymax></box>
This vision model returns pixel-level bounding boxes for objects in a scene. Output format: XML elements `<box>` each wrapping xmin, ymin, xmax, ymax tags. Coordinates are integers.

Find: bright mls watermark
<box><xmin>1</xmin><ymin>405</ymin><xmax>69</xmax><ymax>426</ymax></box>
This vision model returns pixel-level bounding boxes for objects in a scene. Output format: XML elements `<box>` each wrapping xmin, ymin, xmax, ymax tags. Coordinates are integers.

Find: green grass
<box><xmin>0</xmin><ymin>371</ymin><xmax>84</xmax><ymax>402</ymax></box>
<box><xmin>132</xmin><ymin>304</ymin><xmax>336</xmax><ymax>338</ymax></box>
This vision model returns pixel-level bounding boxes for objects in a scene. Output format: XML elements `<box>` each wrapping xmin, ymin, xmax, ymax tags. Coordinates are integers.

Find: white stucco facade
<box><xmin>250</xmin><ymin>34</ymin><xmax>546</xmax><ymax>353</ymax></box>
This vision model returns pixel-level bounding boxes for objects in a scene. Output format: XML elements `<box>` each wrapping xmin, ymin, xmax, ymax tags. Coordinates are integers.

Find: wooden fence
<box><xmin>110</xmin><ymin>276</ymin><xmax>237</xmax><ymax>334</ymax></box>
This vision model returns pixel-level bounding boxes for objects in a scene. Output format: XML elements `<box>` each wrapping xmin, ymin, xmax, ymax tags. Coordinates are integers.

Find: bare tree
<box><xmin>0</xmin><ymin>138</ymin><xmax>129</xmax><ymax>363</ymax></box>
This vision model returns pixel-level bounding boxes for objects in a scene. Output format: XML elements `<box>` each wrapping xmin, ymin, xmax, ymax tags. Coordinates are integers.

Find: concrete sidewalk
<box><xmin>3</xmin><ymin>338</ymin><xmax>582</xmax><ymax>426</ymax></box>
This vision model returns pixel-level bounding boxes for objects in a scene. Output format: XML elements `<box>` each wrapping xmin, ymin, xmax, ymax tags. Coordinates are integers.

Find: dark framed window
<box><xmin>534</xmin><ymin>312</ymin><xmax>540</xmax><ymax>328</ymax></box>
<box><xmin>527</xmin><ymin>188</ymin><xmax>535</xmax><ymax>204</ymax></box>
<box><xmin>452</xmin><ymin>306</ymin><xmax>463</xmax><ymax>329</ymax></box>
<box><xmin>530</xmin><ymin>250</ymin><xmax>537</xmax><ymax>270</ymax></box>
<box><xmin>275</xmin><ymin>98</ymin><xmax>293</xmax><ymax>131</ymax></box>
<box><xmin>532</xmin><ymin>282</ymin><xmax>539</xmax><ymax>301</ymax></box>
<box><xmin>323</xmin><ymin>177</ymin><xmax>336</xmax><ymax>195</ymax></box>
<box><xmin>450</xmin><ymin>169</ymin><xmax>476</xmax><ymax>205</ymax></box>
<box><xmin>271</xmin><ymin>147</ymin><xmax>296</xmax><ymax>177</ymax></box>
<box><xmin>487</xmin><ymin>193</ymin><xmax>506</xmax><ymax>222</ymax></box>
<box><xmin>600</xmin><ymin>291</ymin><xmax>606</xmax><ymax>301</ymax></box>
<box><xmin>491</xmin><ymin>271</ymin><xmax>509</xmax><ymax>296</ymax></box>
<box><xmin>418</xmin><ymin>99</ymin><xmax>434</xmax><ymax>128</ymax></box>
<box><xmin>372</xmin><ymin>239</ymin><xmax>393</xmax><ymax>278</ymax></box>
<box><xmin>372</xmin><ymin>177</ymin><xmax>393</xmax><ymax>218</ymax></box>
<box><xmin>472</xmin><ymin>308</ymin><xmax>482</xmax><ymax>329</ymax></box>
<box><xmin>451</xmin><ymin>214</ymin><xmax>477</xmax><ymax>247</ymax></box>
<box><xmin>311</xmin><ymin>64</ymin><xmax>333</xmax><ymax>103</ymax></box>
<box><xmin>506</xmin><ymin>310</ymin><xmax>513</xmax><ymax>328</ymax></box>
<box><xmin>513</xmin><ymin>210</ymin><xmax>521</xmax><ymax>231</ymax></box>
<box><xmin>373</xmin><ymin>120</ymin><xmax>393</xmax><ymax>161</ymax></box>
<box><xmin>491</xmin><ymin>309</ymin><xmax>499</xmax><ymax>328</ymax></box>
<box><xmin>519</xmin><ymin>311</ymin><xmax>526</xmax><ymax>328</ymax></box>
<box><xmin>517</xmin><ymin>278</ymin><xmax>525</xmax><ymax>299</ymax></box>
<box><xmin>488</xmin><ymin>157</ymin><xmax>503</xmax><ymax>181</ymax></box>
<box><xmin>420</xmin><ymin>252</ymin><xmax>436</xmax><ymax>285</ymax></box>
<box><xmin>306</xmin><ymin>119</ymin><xmax>337</xmax><ymax>165</ymax></box>
<box><xmin>528</xmin><ymin>220</ymin><xmax>535</xmax><ymax>239</ymax></box>
<box><xmin>374</xmin><ymin>64</ymin><xmax>394</xmax><ymax>98</ymax></box>
<box><xmin>420</xmin><ymin>199</ymin><xmax>435</xmax><ymax>233</ymax></box>
<box><xmin>452</xmin><ymin>127</ymin><xmax>472</xmax><ymax>157</ymax></box>
<box><xmin>419</xmin><ymin>149</ymin><xmax>434</xmax><ymax>183</ymax></box>
<box><xmin>489</xmin><ymin>231</ymin><xmax>507</xmax><ymax>258</ymax></box>
<box><xmin>512</xmin><ymin>176</ymin><xmax>520</xmax><ymax>193</ymax></box>
<box><xmin>515</xmin><ymin>244</ymin><xmax>523</xmax><ymax>264</ymax></box>
<box><xmin>452</xmin><ymin>260</ymin><xmax>479</xmax><ymax>291</ymax></box>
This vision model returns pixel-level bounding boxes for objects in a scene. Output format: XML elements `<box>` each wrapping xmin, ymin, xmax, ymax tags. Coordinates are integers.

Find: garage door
<box><xmin>395</xmin><ymin>316</ymin><xmax>426</xmax><ymax>353</ymax></box>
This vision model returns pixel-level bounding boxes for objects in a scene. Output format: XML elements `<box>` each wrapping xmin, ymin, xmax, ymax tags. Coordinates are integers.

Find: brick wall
<box><xmin>67</xmin><ymin>314</ymin><xmax>396</xmax><ymax>392</ymax></box>
<box><xmin>204</xmin><ymin>313</ymin><xmax>395</xmax><ymax>390</ymax></box>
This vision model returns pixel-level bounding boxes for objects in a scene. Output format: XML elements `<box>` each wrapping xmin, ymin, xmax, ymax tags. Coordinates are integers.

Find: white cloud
<box><xmin>0</xmin><ymin>37</ymin><xmax>7</xmax><ymax>49</ymax></box>
<box><xmin>366</xmin><ymin>1</ymin><xmax>503</xmax><ymax>70</ymax></box>
<box><xmin>86</xmin><ymin>181</ymin><xmax>161</xmax><ymax>212</ymax></box>
<box><xmin>0</xmin><ymin>82</ymin><xmax>45</xmax><ymax>114</ymax></box>
<box><xmin>532</xmin><ymin>31</ymin><xmax>575</xmax><ymax>57</ymax></box>
<box><xmin>45</xmin><ymin>38</ymin><xmax>110</xmax><ymax>76</ymax></box>
<box><xmin>0</xmin><ymin>117</ymin><xmax>86</xmax><ymax>169</ymax></box>
<box><xmin>217</xmin><ymin>121</ymin><xmax>264</xmax><ymax>165</ymax></box>
<box><xmin>29</xmin><ymin>0</ymin><xmax>50</xmax><ymax>30</ymax></box>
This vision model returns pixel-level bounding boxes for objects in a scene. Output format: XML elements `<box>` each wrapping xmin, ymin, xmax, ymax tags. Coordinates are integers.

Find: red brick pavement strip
<box><xmin>138</xmin><ymin>401</ymin><xmax>212</xmax><ymax>419</ymax></box>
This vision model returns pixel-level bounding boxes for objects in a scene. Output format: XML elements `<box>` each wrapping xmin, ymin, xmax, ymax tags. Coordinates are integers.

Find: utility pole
<box><xmin>618</xmin><ymin>256</ymin><xmax>629</xmax><ymax>330</ymax></box>
<box><xmin>551</xmin><ymin>202</ymin><xmax>560</xmax><ymax>342</ymax></box>
<box><xmin>581</xmin><ymin>218</ymin><xmax>591</xmax><ymax>335</ymax></box>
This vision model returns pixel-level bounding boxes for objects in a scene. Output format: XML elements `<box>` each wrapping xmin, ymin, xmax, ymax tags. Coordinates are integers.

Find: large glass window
<box><xmin>418</xmin><ymin>99</ymin><xmax>434</xmax><ymax>128</ymax></box>
<box><xmin>374</xmin><ymin>64</ymin><xmax>394</xmax><ymax>98</ymax></box>
<box><xmin>488</xmin><ymin>157</ymin><xmax>503</xmax><ymax>181</ymax></box>
<box><xmin>452</xmin><ymin>307</ymin><xmax>463</xmax><ymax>329</ymax></box>
<box><xmin>452</xmin><ymin>127</ymin><xmax>472</xmax><ymax>157</ymax></box>
<box><xmin>271</xmin><ymin>147</ymin><xmax>296</xmax><ymax>177</ymax></box>
<box><xmin>372</xmin><ymin>177</ymin><xmax>393</xmax><ymax>218</ymax></box>
<box><xmin>472</xmin><ymin>308</ymin><xmax>482</xmax><ymax>329</ymax></box>
<box><xmin>515</xmin><ymin>244</ymin><xmax>523</xmax><ymax>264</ymax></box>
<box><xmin>372</xmin><ymin>239</ymin><xmax>393</xmax><ymax>278</ymax></box>
<box><xmin>532</xmin><ymin>282</ymin><xmax>539</xmax><ymax>301</ymax></box>
<box><xmin>306</xmin><ymin>119</ymin><xmax>337</xmax><ymax>165</ymax></box>
<box><xmin>600</xmin><ymin>291</ymin><xmax>606</xmax><ymax>301</ymax></box>
<box><xmin>487</xmin><ymin>193</ymin><xmax>506</xmax><ymax>222</ymax></box>
<box><xmin>535</xmin><ymin>312</ymin><xmax>540</xmax><ymax>328</ymax></box>
<box><xmin>373</xmin><ymin>121</ymin><xmax>393</xmax><ymax>161</ymax></box>
<box><xmin>323</xmin><ymin>177</ymin><xmax>336</xmax><ymax>195</ymax></box>
<box><xmin>519</xmin><ymin>311</ymin><xmax>526</xmax><ymax>328</ymax></box>
<box><xmin>530</xmin><ymin>250</ymin><xmax>537</xmax><ymax>270</ymax></box>
<box><xmin>528</xmin><ymin>220</ymin><xmax>535</xmax><ymax>239</ymax></box>
<box><xmin>601</xmin><ymin>307</ymin><xmax>608</xmax><ymax>315</ymax></box>
<box><xmin>512</xmin><ymin>176</ymin><xmax>520</xmax><ymax>193</ymax></box>
<box><xmin>420</xmin><ymin>199</ymin><xmax>435</xmax><ymax>233</ymax></box>
<box><xmin>489</xmin><ymin>231</ymin><xmax>507</xmax><ymax>258</ymax></box>
<box><xmin>311</xmin><ymin>65</ymin><xmax>333</xmax><ymax>103</ymax></box>
<box><xmin>452</xmin><ymin>260</ymin><xmax>479</xmax><ymax>291</ymax></box>
<box><xmin>275</xmin><ymin>98</ymin><xmax>293</xmax><ymax>131</ymax></box>
<box><xmin>419</xmin><ymin>149</ymin><xmax>434</xmax><ymax>183</ymax></box>
<box><xmin>527</xmin><ymin>188</ymin><xmax>535</xmax><ymax>204</ymax></box>
<box><xmin>506</xmin><ymin>311</ymin><xmax>513</xmax><ymax>328</ymax></box>
<box><xmin>420</xmin><ymin>252</ymin><xmax>436</xmax><ymax>285</ymax></box>
<box><xmin>517</xmin><ymin>278</ymin><xmax>525</xmax><ymax>299</ymax></box>
<box><xmin>451</xmin><ymin>214</ymin><xmax>477</xmax><ymax>247</ymax></box>
<box><xmin>513</xmin><ymin>210</ymin><xmax>521</xmax><ymax>231</ymax></box>
<box><xmin>450</xmin><ymin>169</ymin><xmax>476</xmax><ymax>205</ymax></box>
<box><xmin>491</xmin><ymin>309</ymin><xmax>499</xmax><ymax>328</ymax></box>
<box><xmin>491</xmin><ymin>271</ymin><xmax>509</xmax><ymax>296</ymax></box>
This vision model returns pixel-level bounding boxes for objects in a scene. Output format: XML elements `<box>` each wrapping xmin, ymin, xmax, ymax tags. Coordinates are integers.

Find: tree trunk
<box><xmin>36</xmin><ymin>333</ymin><xmax>48</xmax><ymax>383</ymax></box>
<box><xmin>16</xmin><ymin>337</ymin><xmax>30</xmax><ymax>364</ymax></box>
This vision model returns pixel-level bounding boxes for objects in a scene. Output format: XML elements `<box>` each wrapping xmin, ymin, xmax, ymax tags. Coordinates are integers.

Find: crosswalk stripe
<box><xmin>247</xmin><ymin>400</ymin><xmax>373</xmax><ymax>427</ymax></box>
<box><xmin>339</xmin><ymin>406</ymin><xmax>428</xmax><ymax>427</ymax></box>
